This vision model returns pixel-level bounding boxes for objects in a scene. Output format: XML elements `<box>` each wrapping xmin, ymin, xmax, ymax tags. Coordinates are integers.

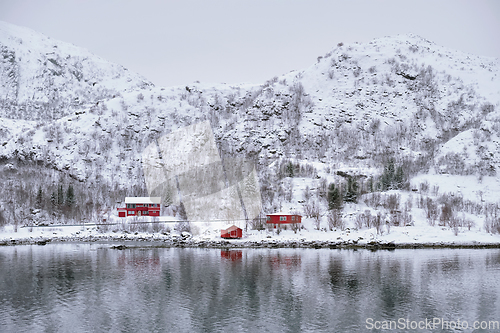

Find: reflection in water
<box><xmin>269</xmin><ymin>253</ymin><xmax>301</xmax><ymax>269</ymax></box>
<box><xmin>0</xmin><ymin>245</ymin><xmax>499</xmax><ymax>332</ymax></box>
<box><xmin>221</xmin><ymin>250</ymin><xmax>242</xmax><ymax>261</ymax></box>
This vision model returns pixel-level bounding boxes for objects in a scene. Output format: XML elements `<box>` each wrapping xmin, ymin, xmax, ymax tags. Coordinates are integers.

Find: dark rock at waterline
<box><xmin>110</xmin><ymin>245</ymin><xmax>128</xmax><ymax>250</ymax></box>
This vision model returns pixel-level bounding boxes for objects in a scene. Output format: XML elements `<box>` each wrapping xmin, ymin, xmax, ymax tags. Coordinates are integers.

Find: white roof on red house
<box><xmin>125</xmin><ymin>197</ymin><xmax>161</xmax><ymax>204</ymax></box>
<box><xmin>267</xmin><ymin>212</ymin><xmax>301</xmax><ymax>216</ymax></box>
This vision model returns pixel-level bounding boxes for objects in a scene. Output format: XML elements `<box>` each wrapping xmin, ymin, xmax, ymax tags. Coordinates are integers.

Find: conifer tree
<box><xmin>0</xmin><ymin>209</ymin><xmax>5</xmax><ymax>227</ymax></box>
<box><xmin>178</xmin><ymin>201</ymin><xmax>188</xmax><ymax>221</ymax></box>
<box><xmin>367</xmin><ymin>176</ymin><xmax>374</xmax><ymax>193</ymax></box>
<box><xmin>344</xmin><ymin>176</ymin><xmax>359</xmax><ymax>203</ymax></box>
<box><xmin>163</xmin><ymin>185</ymin><xmax>173</xmax><ymax>207</ymax></box>
<box><xmin>327</xmin><ymin>183</ymin><xmax>342</xmax><ymax>210</ymax></box>
<box><xmin>394</xmin><ymin>166</ymin><xmax>405</xmax><ymax>190</ymax></box>
<box><xmin>57</xmin><ymin>185</ymin><xmax>64</xmax><ymax>206</ymax></box>
<box><xmin>50</xmin><ymin>191</ymin><xmax>57</xmax><ymax>208</ymax></box>
<box><xmin>379</xmin><ymin>158</ymin><xmax>406</xmax><ymax>191</ymax></box>
<box><xmin>286</xmin><ymin>162</ymin><xmax>294</xmax><ymax>178</ymax></box>
<box><xmin>65</xmin><ymin>185</ymin><xmax>75</xmax><ymax>207</ymax></box>
<box><xmin>381</xmin><ymin>158</ymin><xmax>395</xmax><ymax>191</ymax></box>
<box><xmin>35</xmin><ymin>186</ymin><xmax>43</xmax><ymax>209</ymax></box>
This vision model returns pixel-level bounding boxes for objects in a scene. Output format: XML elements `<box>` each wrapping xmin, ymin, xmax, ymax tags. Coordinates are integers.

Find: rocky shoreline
<box><xmin>2</xmin><ymin>233</ymin><xmax>500</xmax><ymax>250</ymax></box>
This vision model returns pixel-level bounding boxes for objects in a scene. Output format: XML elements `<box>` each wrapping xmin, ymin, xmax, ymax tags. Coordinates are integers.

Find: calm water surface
<box><xmin>0</xmin><ymin>244</ymin><xmax>499</xmax><ymax>332</ymax></box>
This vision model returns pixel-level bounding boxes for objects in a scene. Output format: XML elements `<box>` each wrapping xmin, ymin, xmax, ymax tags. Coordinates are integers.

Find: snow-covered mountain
<box><xmin>0</xmin><ymin>21</ymin><xmax>152</xmax><ymax>122</ymax></box>
<box><xmin>0</xmin><ymin>21</ymin><xmax>499</xmax><ymax>232</ymax></box>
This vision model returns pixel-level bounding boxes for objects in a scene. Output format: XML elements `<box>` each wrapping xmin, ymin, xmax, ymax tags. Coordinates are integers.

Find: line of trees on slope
<box><xmin>35</xmin><ymin>184</ymin><xmax>75</xmax><ymax>214</ymax></box>
<box><xmin>0</xmin><ymin>162</ymin><xmax>146</xmax><ymax>230</ymax></box>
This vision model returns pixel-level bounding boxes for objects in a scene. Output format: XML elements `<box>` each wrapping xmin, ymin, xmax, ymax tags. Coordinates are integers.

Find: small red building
<box><xmin>117</xmin><ymin>197</ymin><xmax>161</xmax><ymax>217</ymax></box>
<box><xmin>221</xmin><ymin>225</ymin><xmax>242</xmax><ymax>239</ymax></box>
<box><xmin>266</xmin><ymin>213</ymin><xmax>302</xmax><ymax>228</ymax></box>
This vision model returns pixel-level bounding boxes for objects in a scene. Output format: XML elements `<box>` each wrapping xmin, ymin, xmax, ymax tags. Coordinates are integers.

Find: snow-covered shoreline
<box><xmin>2</xmin><ymin>224</ymin><xmax>500</xmax><ymax>249</ymax></box>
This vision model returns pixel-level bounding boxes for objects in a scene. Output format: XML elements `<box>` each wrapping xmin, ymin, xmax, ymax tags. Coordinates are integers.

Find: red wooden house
<box><xmin>117</xmin><ymin>197</ymin><xmax>161</xmax><ymax>217</ymax></box>
<box><xmin>221</xmin><ymin>225</ymin><xmax>242</xmax><ymax>239</ymax></box>
<box><xmin>266</xmin><ymin>213</ymin><xmax>302</xmax><ymax>228</ymax></box>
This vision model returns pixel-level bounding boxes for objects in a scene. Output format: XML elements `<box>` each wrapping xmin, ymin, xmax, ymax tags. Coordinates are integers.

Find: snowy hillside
<box><xmin>0</xmin><ymin>22</ymin><xmax>500</xmax><ymax>242</ymax></box>
<box><xmin>0</xmin><ymin>21</ymin><xmax>152</xmax><ymax>121</ymax></box>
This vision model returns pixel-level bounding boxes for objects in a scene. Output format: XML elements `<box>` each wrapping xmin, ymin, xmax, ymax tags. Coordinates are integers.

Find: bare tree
<box><xmin>327</xmin><ymin>210</ymin><xmax>344</xmax><ymax>231</ymax></box>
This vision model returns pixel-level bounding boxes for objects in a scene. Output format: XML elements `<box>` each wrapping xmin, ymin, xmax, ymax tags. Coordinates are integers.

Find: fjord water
<box><xmin>0</xmin><ymin>245</ymin><xmax>499</xmax><ymax>333</ymax></box>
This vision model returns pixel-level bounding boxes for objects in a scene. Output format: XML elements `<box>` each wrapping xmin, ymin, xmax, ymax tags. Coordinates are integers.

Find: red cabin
<box><xmin>266</xmin><ymin>213</ymin><xmax>302</xmax><ymax>228</ymax></box>
<box><xmin>117</xmin><ymin>197</ymin><xmax>161</xmax><ymax>217</ymax></box>
<box><xmin>221</xmin><ymin>225</ymin><xmax>242</xmax><ymax>239</ymax></box>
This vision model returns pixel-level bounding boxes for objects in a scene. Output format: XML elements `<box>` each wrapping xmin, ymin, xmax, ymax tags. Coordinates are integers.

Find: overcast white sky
<box><xmin>1</xmin><ymin>0</ymin><xmax>499</xmax><ymax>87</ymax></box>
